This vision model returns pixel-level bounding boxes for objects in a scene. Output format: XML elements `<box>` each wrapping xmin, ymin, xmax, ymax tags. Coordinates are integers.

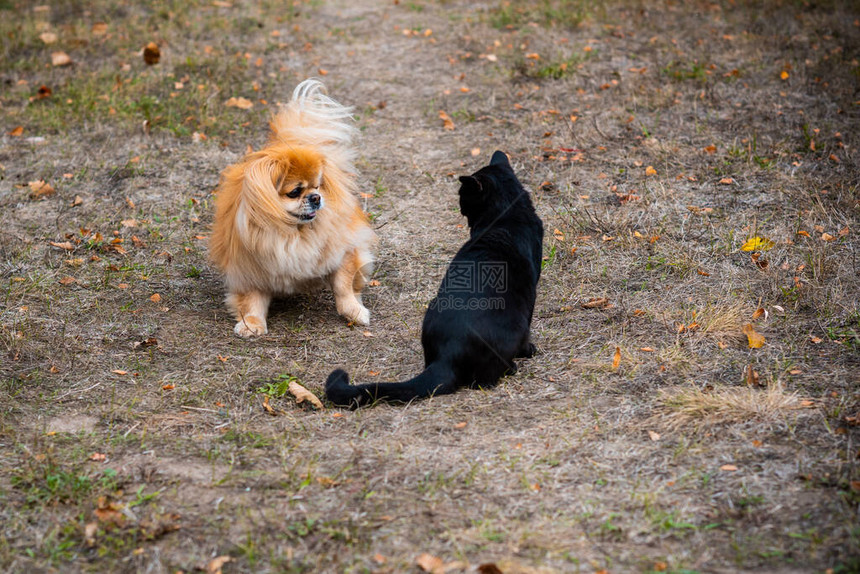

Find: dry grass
<box><xmin>657</xmin><ymin>382</ymin><xmax>807</xmax><ymax>431</ymax></box>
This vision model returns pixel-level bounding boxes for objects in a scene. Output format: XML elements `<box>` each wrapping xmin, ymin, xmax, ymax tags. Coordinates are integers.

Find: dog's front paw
<box><xmin>234</xmin><ymin>317</ymin><xmax>267</xmax><ymax>337</ymax></box>
<box><xmin>353</xmin><ymin>305</ymin><xmax>371</xmax><ymax>326</ymax></box>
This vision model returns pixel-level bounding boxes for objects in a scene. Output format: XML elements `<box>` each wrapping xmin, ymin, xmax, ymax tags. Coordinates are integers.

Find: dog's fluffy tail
<box><xmin>269</xmin><ymin>79</ymin><xmax>358</xmax><ymax>171</ymax></box>
<box><xmin>325</xmin><ymin>363</ymin><xmax>457</xmax><ymax>408</ymax></box>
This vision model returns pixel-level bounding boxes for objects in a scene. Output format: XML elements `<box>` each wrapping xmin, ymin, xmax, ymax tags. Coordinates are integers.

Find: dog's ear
<box><xmin>490</xmin><ymin>150</ymin><xmax>511</xmax><ymax>168</ymax></box>
<box><xmin>241</xmin><ymin>156</ymin><xmax>291</xmax><ymax>226</ymax></box>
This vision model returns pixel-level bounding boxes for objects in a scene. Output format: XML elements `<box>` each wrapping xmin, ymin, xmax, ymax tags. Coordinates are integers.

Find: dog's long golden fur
<box><xmin>209</xmin><ymin>79</ymin><xmax>376</xmax><ymax>337</ymax></box>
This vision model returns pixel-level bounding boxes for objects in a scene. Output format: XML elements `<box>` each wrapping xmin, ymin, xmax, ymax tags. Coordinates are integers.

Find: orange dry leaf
<box><xmin>9</xmin><ymin>126</ymin><xmax>24</xmax><ymax>136</ymax></box>
<box><xmin>51</xmin><ymin>51</ymin><xmax>72</xmax><ymax>66</ymax></box>
<box><xmin>703</xmin><ymin>144</ymin><xmax>717</xmax><ymax>154</ymax></box>
<box><xmin>582</xmin><ymin>297</ymin><xmax>610</xmax><ymax>309</ymax></box>
<box><xmin>149</xmin><ymin>293</ymin><xmax>162</xmax><ymax>303</ymax></box>
<box><xmin>821</xmin><ymin>232</ymin><xmax>835</xmax><ymax>241</ymax></box>
<box><xmin>206</xmin><ymin>556</ymin><xmax>232</xmax><ymax>574</ymax></box>
<box><xmin>225</xmin><ymin>97</ymin><xmax>253</xmax><ymax>109</ymax></box>
<box><xmin>28</xmin><ymin>180</ymin><xmax>55</xmax><ymax>198</ymax></box>
<box><xmin>796</xmin><ymin>230</ymin><xmax>810</xmax><ymax>237</ymax></box>
<box><xmin>50</xmin><ymin>241</ymin><xmax>75</xmax><ymax>250</ymax></box>
<box><xmin>742</xmin><ymin>323</ymin><xmax>765</xmax><ymax>348</ymax></box>
<box><xmin>751</xmin><ymin>307</ymin><xmax>766</xmax><ymax>320</ymax></box>
<box><xmin>719</xmin><ymin>177</ymin><xmax>734</xmax><ymax>185</ymax></box>
<box><xmin>289</xmin><ymin>380</ymin><xmax>323</xmax><ymax>409</ymax></box>
<box><xmin>645</xmin><ymin>165</ymin><xmax>657</xmax><ymax>176</ymax></box>
<box><xmin>780</xmin><ymin>70</ymin><xmax>789</xmax><ymax>80</ymax></box>
<box><xmin>415</xmin><ymin>553</ymin><xmax>444</xmax><ymax>573</ymax></box>
<box><xmin>612</xmin><ymin>346</ymin><xmax>621</xmax><ymax>370</ymax></box>
<box><xmin>720</xmin><ymin>464</ymin><xmax>738</xmax><ymax>471</ymax></box>
<box><xmin>647</xmin><ymin>430</ymin><xmax>661</xmax><ymax>441</ymax></box>
<box><xmin>438</xmin><ymin>110</ymin><xmax>455</xmax><ymax>130</ymax></box>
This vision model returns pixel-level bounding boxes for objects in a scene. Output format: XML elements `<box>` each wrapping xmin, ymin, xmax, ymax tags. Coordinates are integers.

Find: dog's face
<box><xmin>240</xmin><ymin>146</ymin><xmax>328</xmax><ymax>227</ymax></box>
<box><xmin>273</xmin><ymin>150</ymin><xmax>325</xmax><ymax>224</ymax></box>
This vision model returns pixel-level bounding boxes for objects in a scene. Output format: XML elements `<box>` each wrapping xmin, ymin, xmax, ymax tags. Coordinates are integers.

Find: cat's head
<box><xmin>457</xmin><ymin>151</ymin><xmax>529</xmax><ymax>225</ymax></box>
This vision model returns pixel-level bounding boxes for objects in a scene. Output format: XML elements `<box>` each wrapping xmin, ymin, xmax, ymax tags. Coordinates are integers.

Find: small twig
<box><xmin>179</xmin><ymin>405</ymin><xmax>221</xmax><ymax>414</ymax></box>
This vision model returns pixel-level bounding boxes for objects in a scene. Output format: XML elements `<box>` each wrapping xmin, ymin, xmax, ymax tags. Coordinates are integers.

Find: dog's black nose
<box><xmin>307</xmin><ymin>193</ymin><xmax>321</xmax><ymax>209</ymax></box>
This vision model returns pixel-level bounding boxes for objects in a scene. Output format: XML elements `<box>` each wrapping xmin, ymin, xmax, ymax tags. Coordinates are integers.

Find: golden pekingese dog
<box><xmin>209</xmin><ymin>79</ymin><xmax>377</xmax><ymax>337</ymax></box>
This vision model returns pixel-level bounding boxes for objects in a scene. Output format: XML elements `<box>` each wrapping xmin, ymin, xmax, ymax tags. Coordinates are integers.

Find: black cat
<box><xmin>325</xmin><ymin>151</ymin><xmax>544</xmax><ymax>407</ymax></box>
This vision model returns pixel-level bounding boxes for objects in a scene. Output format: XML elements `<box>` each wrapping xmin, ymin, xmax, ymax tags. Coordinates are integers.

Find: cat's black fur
<box><xmin>325</xmin><ymin>151</ymin><xmax>543</xmax><ymax>407</ymax></box>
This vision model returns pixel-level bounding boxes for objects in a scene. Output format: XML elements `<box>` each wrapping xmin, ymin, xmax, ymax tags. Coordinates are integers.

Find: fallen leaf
<box><xmin>780</xmin><ymin>70</ymin><xmax>789</xmax><ymax>80</ymax></box>
<box><xmin>39</xmin><ymin>32</ymin><xmax>58</xmax><ymax>44</ymax></box>
<box><xmin>111</xmin><ymin>370</ymin><xmax>128</xmax><ymax>375</ymax></box>
<box><xmin>71</xmin><ymin>195</ymin><xmax>83</xmax><ymax>206</ymax></box>
<box><xmin>477</xmin><ymin>564</ymin><xmax>504</xmax><ymax>574</ymax></box>
<box><xmin>745</xmin><ymin>364</ymin><xmax>760</xmax><ymax>386</ymax></box>
<box><xmin>149</xmin><ymin>293</ymin><xmax>162</xmax><ymax>303</ymax></box>
<box><xmin>438</xmin><ymin>110</ymin><xmax>455</xmax><ymax>130</ymax></box>
<box><xmin>49</xmin><ymin>241</ymin><xmax>75</xmax><ymax>250</ymax></box>
<box><xmin>9</xmin><ymin>126</ymin><xmax>24</xmax><ymax>137</ymax></box>
<box><xmin>162</xmin><ymin>384</ymin><xmax>174</xmax><ymax>390</ymax></box>
<box><xmin>368</xmin><ymin>279</ymin><xmax>380</xmax><ymax>287</ymax></box>
<box><xmin>470</xmin><ymin>147</ymin><xmax>481</xmax><ymax>156</ymax></box>
<box><xmin>718</xmin><ymin>177</ymin><xmax>734</xmax><ymax>185</ymax></box>
<box><xmin>28</xmin><ymin>180</ymin><xmax>55</xmax><ymax>198</ymax></box>
<box><xmin>225</xmin><ymin>96</ymin><xmax>253</xmax><ymax>109</ymax></box>
<box><xmin>640</xmin><ymin>347</ymin><xmax>655</xmax><ymax>352</ymax></box>
<box><xmin>647</xmin><ymin>430</ymin><xmax>661</xmax><ymax>441</ymax></box>
<box><xmin>703</xmin><ymin>144</ymin><xmax>717</xmax><ymax>154</ymax></box>
<box><xmin>58</xmin><ymin>276</ymin><xmax>76</xmax><ymax>285</ymax></box>
<box><xmin>91</xmin><ymin>22</ymin><xmax>108</xmax><ymax>36</ymax></box>
<box><xmin>121</xmin><ymin>218</ymin><xmax>138</xmax><ymax>228</ymax></box>
<box><xmin>697</xmin><ymin>268</ymin><xmax>710</xmax><ymax>277</ymax></box>
<box><xmin>84</xmin><ymin>522</ymin><xmax>98</xmax><ymax>546</ymax></box>
<box><xmin>90</xmin><ymin>452</ymin><xmax>106</xmax><ymax>461</ymax></box>
<box><xmin>645</xmin><ymin>165</ymin><xmax>657</xmax><ymax>176</ymax></box>
<box><xmin>415</xmin><ymin>553</ymin><xmax>444</xmax><ymax>573</ymax></box>
<box><xmin>751</xmin><ymin>307</ymin><xmax>766</xmax><ymax>320</ymax></box>
<box><xmin>742</xmin><ymin>323</ymin><xmax>765</xmax><ymax>348</ymax></box>
<box><xmin>207</xmin><ymin>556</ymin><xmax>232</xmax><ymax>574</ymax></box>
<box><xmin>143</xmin><ymin>42</ymin><xmax>160</xmax><ymax>65</ymax></box>
<box><xmin>582</xmin><ymin>297</ymin><xmax>610</xmax><ymax>309</ymax></box>
<box><xmin>810</xmin><ymin>336</ymin><xmax>823</xmax><ymax>344</ymax></box>
<box><xmin>289</xmin><ymin>380</ymin><xmax>323</xmax><ymax>409</ymax></box>
<box><xmin>740</xmin><ymin>236</ymin><xmax>775</xmax><ymax>251</ymax></box>
<box><xmin>821</xmin><ymin>232</ymin><xmax>835</xmax><ymax>241</ymax></box>
<box><xmin>454</xmin><ymin>422</ymin><xmax>467</xmax><ymax>429</ymax></box>
<box><xmin>612</xmin><ymin>346</ymin><xmax>621</xmax><ymax>370</ymax></box>
<box><xmin>51</xmin><ymin>51</ymin><xmax>72</xmax><ymax>66</ymax></box>
<box><xmin>262</xmin><ymin>395</ymin><xmax>276</xmax><ymax>415</ymax></box>
<box><xmin>720</xmin><ymin>464</ymin><xmax>738</xmax><ymax>471</ymax></box>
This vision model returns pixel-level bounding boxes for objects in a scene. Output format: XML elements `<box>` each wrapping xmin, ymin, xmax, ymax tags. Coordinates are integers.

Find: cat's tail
<box><xmin>325</xmin><ymin>362</ymin><xmax>456</xmax><ymax>408</ymax></box>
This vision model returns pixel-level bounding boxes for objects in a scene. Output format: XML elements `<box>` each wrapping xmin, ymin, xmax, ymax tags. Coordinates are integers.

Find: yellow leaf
<box><xmin>780</xmin><ymin>70</ymin><xmax>789</xmax><ymax>80</ymax></box>
<box><xmin>742</xmin><ymin>323</ymin><xmax>765</xmax><ymax>348</ymax></box>
<box><xmin>612</xmin><ymin>346</ymin><xmax>621</xmax><ymax>370</ymax></box>
<box><xmin>740</xmin><ymin>236</ymin><xmax>774</xmax><ymax>251</ymax></box>
<box><xmin>289</xmin><ymin>380</ymin><xmax>323</xmax><ymax>409</ymax></box>
<box><xmin>645</xmin><ymin>165</ymin><xmax>657</xmax><ymax>176</ymax></box>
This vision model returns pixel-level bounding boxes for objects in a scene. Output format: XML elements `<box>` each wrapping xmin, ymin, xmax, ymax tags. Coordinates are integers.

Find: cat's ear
<box><xmin>490</xmin><ymin>151</ymin><xmax>511</xmax><ymax>168</ymax></box>
<box><xmin>458</xmin><ymin>175</ymin><xmax>483</xmax><ymax>194</ymax></box>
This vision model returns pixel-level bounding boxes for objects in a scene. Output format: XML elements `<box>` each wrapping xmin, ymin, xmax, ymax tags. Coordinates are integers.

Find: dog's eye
<box><xmin>285</xmin><ymin>185</ymin><xmax>302</xmax><ymax>198</ymax></box>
